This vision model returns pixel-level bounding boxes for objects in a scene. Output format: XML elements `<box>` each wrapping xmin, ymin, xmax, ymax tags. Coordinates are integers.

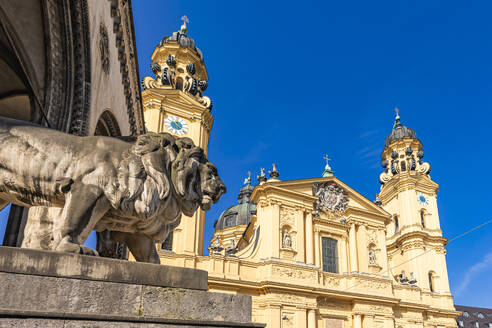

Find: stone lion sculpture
<box><xmin>0</xmin><ymin>117</ymin><xmax>225</xmax><ymax>263</ymax></box>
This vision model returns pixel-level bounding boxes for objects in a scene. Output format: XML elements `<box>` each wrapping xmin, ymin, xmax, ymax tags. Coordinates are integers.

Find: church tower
<box><xmin>378</xmin><ymin>111</ymin><xmax>452</xmax><ymax>296</ymax></box>
<box><xmin>141</xmin><ymin>18</ymin><xmax>213</xmax><ymax>255</ymax></box>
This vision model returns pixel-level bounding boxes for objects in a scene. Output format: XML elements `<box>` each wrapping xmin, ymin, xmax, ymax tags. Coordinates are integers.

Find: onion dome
<box><xmin>159</xmin><ymin>21</ymin><xmax>203</xmax><ymax>60</ymax></box>
<box><xmin>214</xmin><ymin>175</ymin><xmax>257</xmax><ymax>232</ymax></box>
<box><xmin>384</xmin><ymin>113</ymin><xmax>417</xmax><ymax>147</ymax></box>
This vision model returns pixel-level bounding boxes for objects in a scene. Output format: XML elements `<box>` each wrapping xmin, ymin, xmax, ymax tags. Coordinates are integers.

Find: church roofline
<box><xmin>251</xmin><ymin>176</ymin><xmax>391</xmax><ymax>219</ymax></box>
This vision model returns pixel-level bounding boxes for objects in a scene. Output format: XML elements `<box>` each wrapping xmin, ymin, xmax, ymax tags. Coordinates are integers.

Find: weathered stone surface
<box><xmin>0</xmin><ymin>318</ymin><xmax>262</xmax><ymax>328</ymax></box>
<box><xmin>0</xmin><ymin>248</ymin><xmax>264</xmax><ymax>328</ymax></box>
<box><xmin>0</xmin><ymin>247</ymin><xmax>207</xmax><ymax>290</ymax></box>
<box><xmin>0</xmin><ymin>117</ymin><xmax>225</xmax><ymax>263</ymax></box>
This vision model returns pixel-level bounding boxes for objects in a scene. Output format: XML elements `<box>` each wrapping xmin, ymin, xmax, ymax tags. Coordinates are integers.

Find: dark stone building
<box><xmin>0</xmin><ymin>0</ymin><xmax>144</xmax><ymax>251</ymax></box>
<box><xmin>455</xmin><ymin>305</ymin><xmax>492</xmax><ymax>328</ymax></box>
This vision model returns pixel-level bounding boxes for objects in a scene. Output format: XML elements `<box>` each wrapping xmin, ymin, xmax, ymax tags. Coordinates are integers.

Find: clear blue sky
<box><xmin>1</xmin><ymin>0</ymin><xmax>490</xmax><ymax>309</ymax></box>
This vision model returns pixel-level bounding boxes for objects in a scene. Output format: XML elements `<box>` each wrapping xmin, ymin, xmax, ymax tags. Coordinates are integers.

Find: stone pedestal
<box><xmin>0</xmin><ymin>247</ymin><xmax>264</xmax><ymax>328</ymax></box>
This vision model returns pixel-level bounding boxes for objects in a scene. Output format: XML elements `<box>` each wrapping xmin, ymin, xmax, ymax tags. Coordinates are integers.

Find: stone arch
<box><xmin>1</xmin><ymin>0</ymin><xmax>92</xmax><ymax>247</ymax></box>
<box><xmin>420</xmin><ymin>209</ymin><xmax>426</xmax><ymax>228</ymax></box>
<box><xmin>94</xmin><ymin>110</ymin><xmax>122</xmax><ymax>137</ymax></box>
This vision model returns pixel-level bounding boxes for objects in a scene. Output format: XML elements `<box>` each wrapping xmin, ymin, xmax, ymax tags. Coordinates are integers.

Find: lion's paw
<box><xmin>56</xmin><ymin>239</ymin><xmax>99</xmax><ymax>257</ymax></box>
<box><xmin>79</xmin><ymin>245</ymin><xmax>99</xmax><ymax>256</ymax></box>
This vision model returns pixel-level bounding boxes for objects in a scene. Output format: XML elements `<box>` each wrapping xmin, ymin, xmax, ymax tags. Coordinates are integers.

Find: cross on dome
<box><xmin>180</xmin><ymin>15</ymin><xmax>189</xmax><ymax>33</ymax></box>
<box><xmin>322</xmin><ymin>154</ymin><xmax>334</xmax><ymax>177</ymax></box>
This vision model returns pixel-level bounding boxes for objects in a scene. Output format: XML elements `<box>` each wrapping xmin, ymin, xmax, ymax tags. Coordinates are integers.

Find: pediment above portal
<box><xmin>251</xmin><ymin>177</ymin><xmax>391</xmax><ymax>224</ymax></box>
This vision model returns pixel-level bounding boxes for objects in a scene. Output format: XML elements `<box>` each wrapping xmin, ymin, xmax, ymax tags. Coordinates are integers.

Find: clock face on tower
<box><xmin>164</xmin><ymin>116</ymin><xmax>189</xmax><ymax>135</ymax></box>
<box><xmin>417</xmin><ymin>192</ymin><xmax>428</xmax><ymax>206</ymax></box>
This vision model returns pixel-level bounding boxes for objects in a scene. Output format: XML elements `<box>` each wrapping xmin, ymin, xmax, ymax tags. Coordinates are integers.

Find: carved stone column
<box><xmin>268</xmin><ymin>305</ymin><xmax>281</xmax><ymax>328</ymax></box>
<box><xmin>340</xmin><ymin>235</ymin><xmax>348</xmax><ymax>273</ymax></box>
<box><xmin>353</xmin><ymin>314</ymin><xmax>362</xmax><ymax>328</ymax></box>
<box><xmin>295</xmin><ymin>208</ymin><xmax>306</xmax><ymax>263</ymax></box>
<box><xmin>314</xmin><ymin>229</ymin><xmax>320</xmax><ymax>268</ymax></box>
<box><xmin>272</xmin><ymin>203</ymin><xmax>280</xmax><ymax>258</ymax></box>
<box><xmin>377</xmin><ymin>228</ymin><xmax>388</xmax><ymax>274</ymax></box>
<box><xmin>357</xmin><ymin>224</ymin><xmax>368</xmax><ymax>273</ymax></box>
<box><xmin>307</xmin><ymin>309</ymin><xmax>316</xmax><ymax>328</ymax></box>
<box><xmin>296</xmin><ymin>308</ymin><xmax>307</xmax><ymax>328</ymax></box>
<box><xmin>349</xmin><ymin>223</ymin><xmax>358</xmax><ymax>272</ymax></box>
<box><xmin>306</xmin><ymin>212</ymin><xmax>314</xmax><ymax>265</ymax></box>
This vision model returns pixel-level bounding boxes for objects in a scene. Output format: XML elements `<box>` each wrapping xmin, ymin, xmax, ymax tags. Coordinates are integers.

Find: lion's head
<box><xmin>116</xmin><ymin>132</ymin><xmax>225</xmax><ymax>220</ymax></box>
<box><xmin>171</xmin><ymin>137</ymin><xmax>226</xmax><ymax>216</ymax></box>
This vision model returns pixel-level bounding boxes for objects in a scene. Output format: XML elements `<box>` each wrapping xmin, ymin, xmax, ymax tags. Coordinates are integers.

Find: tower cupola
<box><xmin>142</xmin><ymin>16</ymin><xmax>212</xmax><ymax>110</ymax></box>
<box><xmin>379</xmin><ymin>111</ymin><xmax>431</xmax><ymax>185</ymax></box>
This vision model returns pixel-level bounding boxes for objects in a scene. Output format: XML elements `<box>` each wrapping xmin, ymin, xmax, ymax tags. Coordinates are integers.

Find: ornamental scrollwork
<box><xmin>312</xmin><ymin>181</ymin><xmax>349</xmax><ymax>219</ymax></box>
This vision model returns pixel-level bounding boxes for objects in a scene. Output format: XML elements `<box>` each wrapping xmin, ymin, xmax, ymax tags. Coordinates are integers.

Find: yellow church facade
<box><xmin>140</xmin><ymin>22</ymin><xmax>460</xmax><ymax>328</ymax></box>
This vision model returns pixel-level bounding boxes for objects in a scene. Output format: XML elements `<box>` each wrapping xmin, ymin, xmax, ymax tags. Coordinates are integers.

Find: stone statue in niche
<box><xmin>369</xmin><ymin>248</ymin><xmax>377</xmax><ymax>265</ymax></box>
<box><xmin>282</xmin><ymin>229</ymin><xmax>292</xmax><ymax>248</ymax></box>
<box><xmin>0</xmin><ymin>117</ymin><xmax>225</xmax><ymax>263</ymax></box>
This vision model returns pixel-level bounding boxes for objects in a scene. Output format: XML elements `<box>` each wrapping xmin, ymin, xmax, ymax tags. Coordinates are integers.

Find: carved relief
<box><xmin>280</xmin><ymin>207</ymin><xmax>296</xmax><ymax>227</ymax></box>
<box><xmin>272</xmin><ymin>266</ymin><xmax>316</xmax><ymax>280</ymax></box>
<box><xmin>317</xmin><ymin>297</ymin><xmax>349</xmax><ymax>310</ymax></box>
<box><xmin>99</xmin><ymin>24</ymin><xmax>110</xmax><ymax>74</ymax></box>
<box><xmin>322</xmin><ymin>273</ymin><xmax>341</xmax><ymax>288</ymax></box>
<box><xmin>353</xmin><ymin>276</ymin><xmax>391</xmax><ymax>294</ymax></box>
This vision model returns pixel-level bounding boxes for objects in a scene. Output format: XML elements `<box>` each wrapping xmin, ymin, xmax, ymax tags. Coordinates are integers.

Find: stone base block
<box><xmin>0</xmin><ymin>247</ymin><xmax>263</xmax><ymax>328</ymax></box>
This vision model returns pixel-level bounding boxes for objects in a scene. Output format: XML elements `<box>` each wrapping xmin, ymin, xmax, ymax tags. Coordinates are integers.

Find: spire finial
<box><xmin>393</xmin><ymin>107</ymin><xmax>402</xmax><ymax>130</ymax></box>
<box><xmin>322</xmin><ymin>154</ymin><xmax>334</xmax><ymax>177</ymax></box>
<box><xmin>180</xmin><ymin>15</ymin><xmax>189</xmax><ymax>34</ymax></box>
<box><xmin>257</xmin><ymin>168</ymin><xmax>267</xmax><ymax>185</ymax></box>
<box><xmin>267</xmin><ymin>164</ymin><xmax>280</xmax><ymax>181</ymax></box>
<box><xmin>243</xmin><ymin>171</ymin><xmax>251</xmax><ymax>185</ymax></box>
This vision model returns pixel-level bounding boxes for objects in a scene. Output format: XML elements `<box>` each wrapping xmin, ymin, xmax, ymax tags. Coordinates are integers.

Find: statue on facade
<box><xmin>226</xmin><ymin>239</ymin><xmax>237</xmax><ymax>257</ymax></box>
<box><xmin>368</xmin><ymin>248</ymin><xmax>377</xmax><ymax>265</ymax></box>
<box><xmin>210</xmin><ymin>235</ymin><xmax>224</xmax><ymax>255</ymax></box>
<box><xmin>282</xmin><ymin>229</ymin><xmax>292</xmax><ymax>248</ymax></box>
<box><xmin>0</xmin><ymin>117</ymin><xmax>225</xmax><ymax>263</ymax></box>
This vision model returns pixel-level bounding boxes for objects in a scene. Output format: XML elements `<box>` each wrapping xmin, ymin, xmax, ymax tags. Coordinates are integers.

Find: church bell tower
<box><xmin>378</xmin><ymin>111</ymin><xmax>452</xmax><ymax>297</ymax></box>
<box><xmin>141</xmin><ymin>17</ymin><xmax>213</xmax><ymax>256</ymax></box>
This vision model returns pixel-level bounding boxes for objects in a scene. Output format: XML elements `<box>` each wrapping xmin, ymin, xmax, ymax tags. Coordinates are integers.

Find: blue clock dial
<box><xmin>164</xmin><ymin>116</ymin><xmax>189</xmax><ymax>135</ymax></box>
<box><xmin>171</xmin><ymin>120</ymin><xmax>183</xmax><ymax>130</ymax></box>
<box><xmin>416</xmin><ymin>192</ymin><xmax>428</xmax><ymax>205</ymax></box>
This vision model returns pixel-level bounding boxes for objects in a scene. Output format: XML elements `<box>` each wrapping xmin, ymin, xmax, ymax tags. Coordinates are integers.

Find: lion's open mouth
<box><xmin>200</xmin><ymin>195</ymin><xmax>213</xmax><ymax>210</ymax></box>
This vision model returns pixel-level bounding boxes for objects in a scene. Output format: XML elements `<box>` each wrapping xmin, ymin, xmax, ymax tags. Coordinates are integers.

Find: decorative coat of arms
<box><xmin>312</xmin><ymin>182</ymin><xmax>349</xmax><ymax>217</ymax></box>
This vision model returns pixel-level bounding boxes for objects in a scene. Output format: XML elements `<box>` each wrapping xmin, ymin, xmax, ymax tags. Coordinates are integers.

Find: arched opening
<box><xmin>400</xmin><ymin>161</ymin><xmax>406</xmax><ymax>172</ymax></box>
<box><xmin>394</xmin><ymin>216</ymin><xmax>399</xmax><ymax>234</ymax></box>
<box><xmin>175</xmin><ymin>77</ymin><xmax>184</xmax><ymax>91</ymax></box>
<box><xmin>428</xmin><ymin>271</ymin><xmax>435</xmax><ymax>292</ymax></box>
<box><xmin>420</xmin><ymin>210</ymin><xmax>426</xmax><ymax>228</ymax></box>
<box><xmin>94</xmin><ymin>110</ymin><xmax>121</xmax><ymax>137</ymax></box>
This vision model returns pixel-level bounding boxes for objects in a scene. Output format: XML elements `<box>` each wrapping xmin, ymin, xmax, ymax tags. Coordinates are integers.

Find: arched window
<box><xmin>400</xmin><ymin>161</ymin><xmax>406</xmax><ymax>172</ymax></box>
<box><xmin>176</xmin><ymin>77</ymin><xmax>183</xmax><ymax>91</ymax></box>
<box><xmin>394</xmin><ymin>216</ymin><xmax>399</xmax><ymax>234</ymax></box>
<box><xmin>428</xmin><ymin>271</ymin><xmax>434</xmax><ymax>292</ymax></box>
<box><xmin>321</xmin><ymin>237</ymin><xmax>338</xmax><ymax>273</ymax></box>
<box><xmin>420</xmin><ymin>210</ymin><xmax>425</xmax><ymax>228</ymax></box>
